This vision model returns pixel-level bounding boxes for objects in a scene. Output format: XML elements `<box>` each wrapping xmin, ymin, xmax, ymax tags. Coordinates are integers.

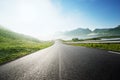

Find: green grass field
<box><xmin>0</xmin><ymin>26</ymin><xmax>54</xmax><ymax>64</ymax></box>
<box><xmin>67</xmin><ymin>43</ymin><xmax>120</xmax><ymax>52</ymax></box>
<box><xmin>0</xmin><ymin>40</ymin><xmax>53</xmax><ymax>64</ymax></box>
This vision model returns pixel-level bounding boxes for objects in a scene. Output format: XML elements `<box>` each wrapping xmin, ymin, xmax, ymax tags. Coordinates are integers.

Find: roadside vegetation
<box><xmin>0</xmin><ymin>26</ymin><xmax>53</xmax><ymax>64</ymax></box>
<box><xmin>70</xmin><ymin>36</ymin><xmax>120</xmax><ymax>42</ymax></box>
<box><xmin>64</xmin><ymin>36</ymin><xmax>120</xmax><ymax>52</ymax></box>
<box><xmin>0</xmin><ymin>41</ymin><xmax>53</xmax><ymax>64</ymax></box>
<box><xmin>67</xmin><ymin>43</ymin><xmax>120</xmax><ymax>52</ymax></box>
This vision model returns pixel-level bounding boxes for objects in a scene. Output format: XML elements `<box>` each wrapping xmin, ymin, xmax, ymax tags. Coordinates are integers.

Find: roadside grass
<box><xmin>0</xmin><ymin>40</ymin><xmax>53</xmax><ymax>64</ymax></box>
<box><xmin>65</xmin><ymin>36</ymin><xmax>120</xmax><ymax>42</ymax></box>
<box><xmin>67</xmin><ymin>43</ymin><xmax>120</xmax><ymax>52</ymax></box>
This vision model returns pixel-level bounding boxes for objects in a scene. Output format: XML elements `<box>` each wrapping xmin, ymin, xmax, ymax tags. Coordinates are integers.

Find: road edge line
<box><xmin>108</xmin><ymin>51</ymin><xmax>120</xmax><ymax>54</ymax></box>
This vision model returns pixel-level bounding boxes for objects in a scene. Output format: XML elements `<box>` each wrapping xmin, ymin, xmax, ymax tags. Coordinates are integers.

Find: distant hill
<box><xmin>57</xmin><ymin>25</ymin><xmax>120</xmax><ymax>39</ymax></box>
<box><xmin>63</xmin><ymin>28</ymin><xmax>92</xmax><ymax>36</ymax></box>
<box><xmin>0</xmin><ymin>25</ymin><xmax>40</xmax><ymax>42</ymax></box>
<box><xmin>93</xmin><ymin>25</ymin><xmax>120</xmax><ymax>36</ymax></box>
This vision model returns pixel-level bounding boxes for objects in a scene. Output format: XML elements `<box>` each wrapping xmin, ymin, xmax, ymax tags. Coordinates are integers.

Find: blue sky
<box><xmin>53</xmin><ymin>0</ymin><xmax>120</xmax><ymax>28</ymax></box>
<box><xmin>0</xmin><ymin>0</ymin><xmax>119</xmax><ymax>40</ymax></box>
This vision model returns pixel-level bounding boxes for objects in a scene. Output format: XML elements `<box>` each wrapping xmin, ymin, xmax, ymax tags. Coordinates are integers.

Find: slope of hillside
<box><xmin>109</xmin><ymin>25</ymin><xmax>120</xmax><ymax>34</ymax></box>
<box><xmin>0</xmin><ymin>26</ymin><xmax>53</xmax><ymax>64</ymax></box>
<box><xmin>93</xmin><ymin>25</ymin><xmax>120</xmax><ymax>36</ymax></box>
<box><xmin>0</xmin><ymin>26</ymin><xmax>40</xmax><ymax>42</ymax></box>
<box><xmin>63</xmin><ymin>28</ymin><xmax>92</xmax><ymax>36</ymax></box>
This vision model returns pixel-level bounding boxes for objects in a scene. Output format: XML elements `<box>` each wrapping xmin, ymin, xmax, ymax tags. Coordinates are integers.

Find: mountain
<box><xmin>0</xmin><ymin>25</ymin><xmax>40</xmax><ymax>42</ymax></box>
<box><xmin>57</xmin><ymin>25</ymin><xmax>120</xmax><ymax>39</ymax></box>
<box><xmin>109</xmin><ymin>25</ymin><xmax>120</xmax><ymax>34</ymax></box>
<box><xmin>63</xmin><ymin>28</ymin><xmax>92</xmax><ymax>36</ymax></box>
<box><xmin>93</xmin><ymin>25</ymin><xmax>120</xmax><ymax>36</ymax></box>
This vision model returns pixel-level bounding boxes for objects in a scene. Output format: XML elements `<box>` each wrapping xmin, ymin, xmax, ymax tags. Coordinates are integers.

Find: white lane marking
<box><xmin>108</xmin><ymin>51</ymin><xmax>120</xmax><ymax>54</ymax></box>
<box><xmin>58</xmin><ymin>48</ymin><xmax>62</xmax><ymax>80</ymax></box>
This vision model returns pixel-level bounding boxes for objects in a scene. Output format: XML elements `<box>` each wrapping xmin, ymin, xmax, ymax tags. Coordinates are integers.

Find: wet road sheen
<box><xmin>0</xmin><ymin>41</ymin><xmax>120</xmax><ymax>80</ymax></box>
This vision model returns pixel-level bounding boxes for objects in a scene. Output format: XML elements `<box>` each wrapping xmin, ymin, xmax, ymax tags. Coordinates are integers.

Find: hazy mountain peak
<box><xmin>115</xmin><ymin>25</ymin><xmax>120</xmax><ymax>29</ymax></box>
<box><xmin>56</xmin><ymin>25</ymin><xmax>120</xmax><ymax>39</ymax></box>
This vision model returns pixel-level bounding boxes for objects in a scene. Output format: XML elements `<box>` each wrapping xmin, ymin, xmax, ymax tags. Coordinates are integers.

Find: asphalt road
<box><xmin>0</xmin><ymin>41</ymin><xmax>120</xmax><ymax>80</ymax></box>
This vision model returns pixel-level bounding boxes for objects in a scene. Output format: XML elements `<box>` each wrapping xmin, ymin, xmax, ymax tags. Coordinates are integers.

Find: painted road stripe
<box><xmin>108</xmin><ymin>51</ymin><xmax>120</xmax><ymax>54</ymax></box>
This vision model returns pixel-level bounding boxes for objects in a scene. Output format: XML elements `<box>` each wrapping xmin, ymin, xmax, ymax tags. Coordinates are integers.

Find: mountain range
<box><xmin>57</xmin><ymin>25</ymin><xmax>120</xmax><ymax>39</ymax></box>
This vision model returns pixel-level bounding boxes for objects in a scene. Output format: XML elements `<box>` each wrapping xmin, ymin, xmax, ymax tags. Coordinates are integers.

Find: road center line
<box><xmin>58</xmin><ymin>48</ymin><xmax>62</xmax><ymax>80</ymax></box>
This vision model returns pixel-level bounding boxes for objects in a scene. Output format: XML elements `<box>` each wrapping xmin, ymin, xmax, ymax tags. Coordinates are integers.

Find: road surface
<box><xmin>0</xmin><ymin>41</ymin><xmax>120</xmax><ymax>80</ymax></box>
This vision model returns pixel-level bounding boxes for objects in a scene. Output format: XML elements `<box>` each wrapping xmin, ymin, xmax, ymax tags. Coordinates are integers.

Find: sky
<box><xmin>0</xmin><ymin>0</ymin><xmax>120</xmax><ymax>40</ymax></box>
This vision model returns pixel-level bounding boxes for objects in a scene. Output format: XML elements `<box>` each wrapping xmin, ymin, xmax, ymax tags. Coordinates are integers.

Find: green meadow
<box><xmin>0</xmin><ymin>26</ymin><xmax>53</xmax><ymax>64</ymax></box>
